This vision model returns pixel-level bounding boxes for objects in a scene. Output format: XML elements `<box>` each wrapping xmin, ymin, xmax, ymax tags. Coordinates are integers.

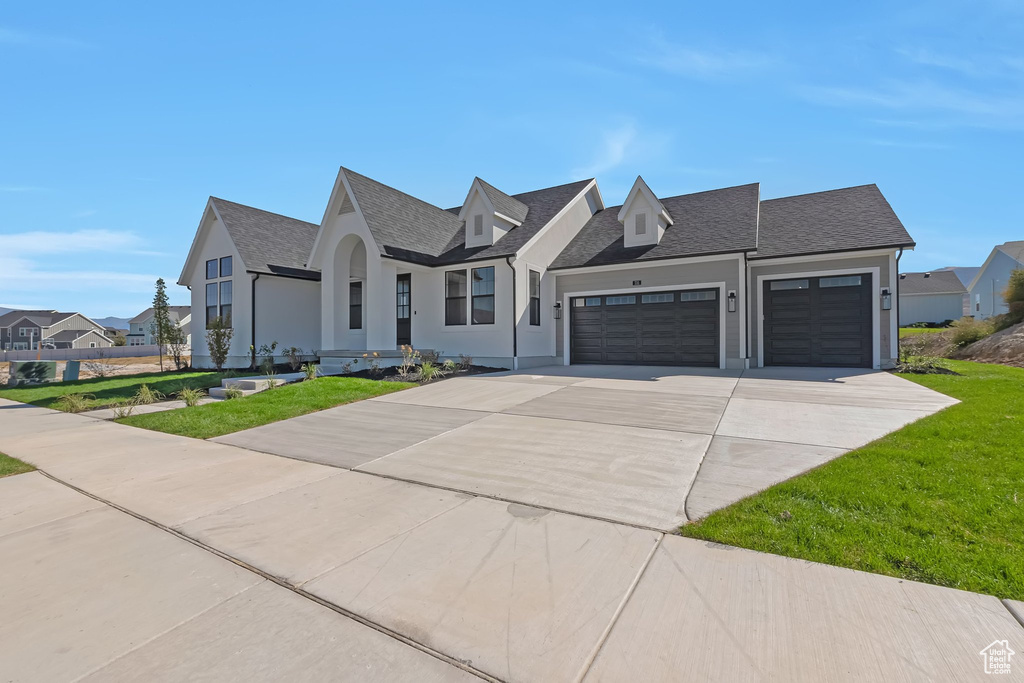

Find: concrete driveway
<box><xmin>216</xmin><ymin>365</ymin><xmax>958</xmax><ymax>529</ymax></box>
<box><xmin>2</xmin><ymin>396</ymin><xmax>1022</xmax><ymax>682</ymax></box>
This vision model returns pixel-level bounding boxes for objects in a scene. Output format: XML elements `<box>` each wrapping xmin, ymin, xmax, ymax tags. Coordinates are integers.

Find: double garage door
<box><xmin>570</xmin><ymin>289</ymin><xmax>719</xmax><ymax>367</ymax></box>
<box><xmin>763</xmin><ymin>273</ymin><xmax>873</xmax><ymax>368</ymax></box>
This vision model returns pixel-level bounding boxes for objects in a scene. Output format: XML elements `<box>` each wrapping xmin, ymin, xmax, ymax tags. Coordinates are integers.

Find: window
<box><xmin>472</xmin><ymin>266</ymin><xmax>495</xmax><ymax>324</ymax></box>
<box><xmin>18</xmin><ymin>327</ymin><xmax>32</xmax><ymax>337</ymax></box>
<box><xmin>206</xmin><ymin>283</ymin><xmax>218</xmax><ymax>325</ymax></box>
<box><xmin>819</xmin><ymin>275</ymin><xmax>862</xmax><ymax>288</ymax></box>
<box><xmin>349</xmin><ymin>281</ymin><xmax>363</xmax><ymax>330</ymax></box>
<box><xmin>642</xmin><ymin>292</ymin><xmax>674</xmax><ymax>304</ymax></box>
<box><xmin>573</xmin><ymin>297</ymin><xmax>601</xmax><ymax>307</ymax></box>
<box><xmin>635</xmin><ymin>213</ymin><xmax>647</xmax><ymax>235</ymax></box>
<box><xmin>680</xmin><ymin>290</ymin><xmax>716</xmax><ymax>301</ymax></box>
<box><xmin>220</xmin><ymin>256</ymin><xmax>233</xmax><ymax>277</ymax></box>
<box><xmin>445</xmin><ymin>270</ymin><xmax>467</xmax><ymax>325</ymax></box>
<box><xmin>770</xmin><ymin>279</ymin><xmax>809</xmax><ymax>291</ymax></box>
<box><xmin>606</xmin><ymin>295</ymin><xmax>636</xmax><ymax>305</ymax></box>
<box><xmin>89</xmin><ymin>342</ymin><xmax>97</xmax><ymax>348</ymax></box>
<box><xmin>219</xmin><ymin>281</ymin><xmax>233</xmax><ymax>327</ymax></box>
<box><xmin>529</xmin><ymin>270</ymin><xmax>541</xmax><ymax>326</ymax></box>
<box><xmin>206</xmin><ymin>259</ymin><xmax>218</xmax><ymax>279</ymax></box>
<box><xmin>473</xmin><ymin>214</ymin><xmax>483</xmax><ymax>237</ymax></box>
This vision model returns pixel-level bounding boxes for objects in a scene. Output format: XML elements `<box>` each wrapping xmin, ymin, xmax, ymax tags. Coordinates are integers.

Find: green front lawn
<box><xmin>0</xmin><ymin>452</ymin><xmax>35</xmax><ymax>478</ymax></box>
<box><xmin>899</xmin><ymin>327</ymin><xmax>948</xmax><ymax>337</ymax></box>
<box><xmin>118</xmin><ymin>376</ymin><xmax>414</xmax><ymax>439</ymax></box>
<box><xmin>0</xmin><ymin>371</ymin><xmax>228</xmax><ymax>411</ymax></box>
<box><xmin>681</xmin><ymin>360</ymin><xmax>1024</xmax><ymax>600</ymax></box>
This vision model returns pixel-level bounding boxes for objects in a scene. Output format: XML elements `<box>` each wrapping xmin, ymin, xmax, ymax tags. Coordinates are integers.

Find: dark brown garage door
<box><xmin>570</xmin><ymin>289</ymin><xmax>719</xmax><ymax>366</ymax></box>
<box><xmin>763</xmin><ymin>274</ymin><xmax>873</xmax><ymax>367</ymax></box>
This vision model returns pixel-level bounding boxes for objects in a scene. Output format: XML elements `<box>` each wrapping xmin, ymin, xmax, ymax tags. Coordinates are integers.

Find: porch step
<box><xmin>209</xmin><ymin>386</ymin><xmax>261</xmax><ymax>399</ymax></box>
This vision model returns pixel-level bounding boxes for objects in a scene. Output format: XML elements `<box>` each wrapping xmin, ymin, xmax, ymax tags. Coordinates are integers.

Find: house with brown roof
<box><xmin>179</xmin><ymin>167</ymin><xmax>915</xmax><ymax>370</ymax></box>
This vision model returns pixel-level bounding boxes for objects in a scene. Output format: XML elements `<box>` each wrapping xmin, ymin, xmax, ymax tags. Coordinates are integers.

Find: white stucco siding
<box><xmin>186</xmin><ymin>215</ymin><xmax>250</xmax><ymax>368</ymax></box>
<box><xmin>404</xmin><ymin>259</ymin><xmax>514</xmax><ymax>363</ymax></box>
<box><xmin>968</xmin><ymin>250</ymin><xmax>1022</xmax><ymax>319</ymax></box>
<box><xmin>899</xmin><ymin>293</ymin><xmax>965</xmax><ymax>325</ymax></box>
<box><xmin>254</xmin><ymin>277</ymin><xmax>321</xmax><ymax>354</ymax></box>
<box><xmin>748</xmin><ymin>252</ymin><xmax>895</xmax><ymax>368</ymax></box>
<box><xmin>553</xmin><ymin>256</ymin><xmax>743</xmax><ymax>367</ymax></box>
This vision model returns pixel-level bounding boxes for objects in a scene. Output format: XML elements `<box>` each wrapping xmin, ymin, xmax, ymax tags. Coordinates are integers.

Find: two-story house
<box><xmin>0</xmin><ymin>310</ymin><xmax>111</xmax><ymax>350</ymax></box>
<box><xmin>126</xmin><ymin>306</ymin><xmax>192</xmax><ymax>346</ymax></box>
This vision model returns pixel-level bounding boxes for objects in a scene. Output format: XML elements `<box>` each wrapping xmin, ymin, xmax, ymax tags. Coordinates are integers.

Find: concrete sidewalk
<box><xmin>1</xmin><ymin>397</ymin><xmax>1021</xmax><ymax>681</ymax></box>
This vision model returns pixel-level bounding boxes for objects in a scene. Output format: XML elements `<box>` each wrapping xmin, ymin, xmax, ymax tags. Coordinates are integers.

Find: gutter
<box><xmin>505</xmin><ymin>256</ymin><xmax>518</xmax><ymax>369</ymax></box>
<box><xmin>250</xmin><ymin>273</ymin><xmax>260</xmax><ymax>369</ymax></box>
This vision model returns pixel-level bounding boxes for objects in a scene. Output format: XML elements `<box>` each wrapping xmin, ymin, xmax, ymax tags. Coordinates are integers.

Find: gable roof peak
<box><xmin>616</xmin><ymin>175</ymin><xmax>673</xmax><ymax>226</ymax></box>
<box><xmin>458</xmin><ymin>177</ymin><xmax>529</xmax><ymax>226</ymax></box>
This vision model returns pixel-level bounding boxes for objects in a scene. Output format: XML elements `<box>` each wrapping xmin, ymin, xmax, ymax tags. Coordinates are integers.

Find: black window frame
<box><xmin>349</xmin><ymin>281</ymin><xmax>363</xmax><ymax>330</ymax></box>
<box><xmin>529</xmin><ymin>270</ymin><xmax>541</xmax><ymax>326</ymax></box>
<box><xmin>219</xmin><ymin>256</ymin><xmax>233</xmax><ymax>277</ymax></box>
<box><xmin>445</xmin><ymin>270</ymin><xmax>468</xmax><ymax>326</ymax></box>
<box><xmin>205</xmin><ymin>283</ymin><xmax>218</xmax><ymax>325</ymax></box>
<box><xmin>206</xmin><ymin>259</ymin><xmax>218</xmax><ymax>279</ymax></box>
<box><xmin>471</xmin><ymin>266</ymin><xmax>495</xmax><ymax>325</ymax></box>
<box><xmin>219</xmin><ymin>280</ymin><xmax>233</xmax><ymax>327</ymax></box>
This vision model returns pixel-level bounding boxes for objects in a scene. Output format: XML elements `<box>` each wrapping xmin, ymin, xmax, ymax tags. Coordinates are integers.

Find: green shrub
<box><xmin>301</xmin><ymin>362</ymin><xmax>318</xmax><ymax>381</ymax></box>
<box><xmin>111</xmin><ymin>400</ymin><xmax>137</xmax><ymax>419</ymax></box>
<box><xmin>442</xmin><ymin>359</ymin><xmax>457</xmax><ymax>373</ymax></box>
<box><xmin>419</xmin><ymin>361</ymin><xmax>440</xmax><ymax>382</ymax></box>
<box><xmin>949</xmin><ymin>317</ymin><xmax>992</xmax><ymax>347</ymax></box>
<box><xmin>134</xmin><ymin>384</ymin><xmax>165</xmax><ymax>405</ymax></box>
<box><xmin>53</xmin><ymin>393</ymin><xmax>94</xmax><ymax>413</ymax></box>
<box><xmin>175</xmin><ymin>386</ymin><xmax>205</xmax><ymax>407</ymax></box>
<box><xmin>223</xmin><ymin>386</ymin><xmax>244</xmax><ymax>400</ymax></box>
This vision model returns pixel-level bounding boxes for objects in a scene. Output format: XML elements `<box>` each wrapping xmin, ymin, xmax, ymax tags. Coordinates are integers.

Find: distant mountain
<box><xmin>92</xmin><ymin>316</ymin><xmax>131</xmax><ymax>330</ymax></box>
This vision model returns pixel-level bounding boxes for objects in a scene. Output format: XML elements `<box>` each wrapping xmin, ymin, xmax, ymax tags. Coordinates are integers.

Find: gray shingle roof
<box><xmin>0</xmin><ymin>311</ymin><xmax>78</xmax><ymax>328</ymax></box>
<box><xmin>44</xmin><ymin>329</ymin><xmax>104</xmax><ymax>343</ymax></box>
<box><xmin>343</xmin><ymin>167</ymin><xmax>592</xmax><ymax>266</ymax></box>
<box><xmin>549</xmin><ymin>183</ymin><xmax>760</xmax><ymax>270</ymax></box>
<box><xmin>996</xmin><ymin>240</ymin><xmax>1024</xmax><ymax>263</ymax></box>
<box><xmin>211</xmin><ymin>198</ymin><xmax>320</xmax><ymax>274</ymax></box>
<box><xmin>754</xmin><ymin>184</ymin><xmax>914</xmax><ymax>259</ymax></box>
<box><xmin>476</xmin><ymin>177</ymin><xmax>529</xmax><ymax>224</ymax></box>
<box><xmin>898</xmin><ymin>271</ymin><xmax>966</xmax><ymax>295</ymax></box>
<box><xmin>129</xmin><ymin>306</ymin><xmax>191</xmax><ymax>324</ymax></box>
<box><xmin>0</xmin><ymin>309</ymin><xmax>58</xmax><ymax>328</ymax></box>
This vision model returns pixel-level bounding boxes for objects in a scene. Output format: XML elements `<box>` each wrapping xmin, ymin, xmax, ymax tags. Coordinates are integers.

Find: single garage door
<box><xmin>763</xmin><ymin>273</ymin><xmax>873</xmax><ymax>367</ymax></box>
<box><xmin>570</xmin><ymin>289</ymin><xmax>719</xmax><ymax>366</ymax></box>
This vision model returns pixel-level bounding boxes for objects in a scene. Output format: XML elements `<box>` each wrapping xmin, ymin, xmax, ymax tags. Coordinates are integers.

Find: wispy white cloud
<box><xmin>4</xmin><ymin>229</ymin><xmax>157</xmax><ymax>256</ymax></box>
<box><xmin>0</xmin><ymin>257</ymin><xmax>159</xmax><ymax>295</ymax></box>
<box><xmin>635</xmin><ymin>35</ymin><xmax>774</xmax><ymax>78</ymax></box>
<box><xmin>0</xmin><ymin>26</ymin><xmax>90</xmax><ymax>49</ymax></box>
<box><xmin>868</xmin><ymin>139</ymin><xmax>953</xmax><ymax>150</ymax></box>
<box><xmin>0</xmin><ymin>185</ymin><xmax>48</xmax><ymax>192</ymax></box>
<box><xmin>570</xmin><ymin>122</ymin><xmax>672</xmax><ymax>179</ymax></box>
<box><xmin>801</xmin><ymin>80</ymin><xmax>1024</xmax><ymax>129</ymax></box>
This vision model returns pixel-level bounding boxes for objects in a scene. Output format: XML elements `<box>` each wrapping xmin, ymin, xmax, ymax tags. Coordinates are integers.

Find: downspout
<box><xmin>250</xmin><ymin>273</ymin><xmax>260</xmax><ymax>370</ymax></box>
<box><xmin>895</xmin><ymin>247</ymin><xmax>904</xmax><ymax>362</ymax></box>
<box><xmin>742</xmin><ymin>251</ymin><xmax>750</xmax><ymax>367</ymax></box>
<box><xmin>505</xmin><ymin>256</ymin><xmax>518</xmax><ymax>370</ymax></box>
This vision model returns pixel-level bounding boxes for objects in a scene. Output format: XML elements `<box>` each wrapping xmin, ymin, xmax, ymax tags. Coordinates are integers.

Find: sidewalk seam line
<box><xmin>682</xmin><ymin>375</ymin><xmax>742</xmax><ymax>522</ymax></box>
<box><xmin>572</xmin><ymin>533</ymin><xmax>664</xmax><ymax>683</ymax></box>
<box><xmin>35</xmin><ymin>470</ymin><xmax>500</xmax><ymax>683</ymax></box>
<box><xmin>1003</xmin><ymin>599</ymin><xmax>1024</xmax><ymax>630</ymax></box>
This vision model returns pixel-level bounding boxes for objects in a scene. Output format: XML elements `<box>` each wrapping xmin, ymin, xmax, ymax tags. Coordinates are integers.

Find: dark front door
<box><xmin>762</xmin><ymin>273</ymin><xmax>873</xmax><ymax>367</ymax></box>
<box><xmin>396</xmin><ymin>274</ymin><xmax>411</xmax><ymax>346</ymax></box>
<box><xmin>569</xmin><ymin>289</ymin><xmax>720</xmax><ymax>366</ymax></box>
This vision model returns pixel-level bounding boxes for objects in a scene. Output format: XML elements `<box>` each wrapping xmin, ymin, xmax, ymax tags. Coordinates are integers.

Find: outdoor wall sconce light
<box><xmin>553</xmin><ymin>302</ymin><xmax>562</xmax><ymax>320</ymax></box>
<box><xmin>881</xmin><ymin>287</ymin><xmax>892</xmax><ymax>310</ymax></box>
<box><xmin>727</xmin><ymin>290</ymin><xmax>737</xmax><ymax>312</ymax></box>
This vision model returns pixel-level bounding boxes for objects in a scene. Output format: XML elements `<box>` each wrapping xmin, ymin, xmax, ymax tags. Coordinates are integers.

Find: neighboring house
<box><xmin>897</xmin><ymin>271</ymin><xmax>966</xmax><ymax>325</ymax></box>
<box><xmin>967</xmin><ymin>241</ymin><xmax>1024</xmax><ymax>319</ymax></box>
<box><xmin>0</xmin><ymin>310</ymin><xmax>110</xmax><ymax>350</ymax></box>
<box><xmin>180</xmin><ymin>167</ymin><xmax>915</xmax><ymax>370</ymax></box>
<box><xmin>127</xmin><ymin>306</ymin><xmax>192</xmax><ymax>346</ymax></box>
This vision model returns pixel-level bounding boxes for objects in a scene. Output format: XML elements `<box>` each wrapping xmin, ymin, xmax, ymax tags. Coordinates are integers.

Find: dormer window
<box><xmin>458</xmin><ymin>178</ymin><xmax>529</xmax><ymax>249</ymax></box>
<box><xmin>618</xmin><ymin>176</ymin><xmax>673</xmax><ymax>248</ymax></box>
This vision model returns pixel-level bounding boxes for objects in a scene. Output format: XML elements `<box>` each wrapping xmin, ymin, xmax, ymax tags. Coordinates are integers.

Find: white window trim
<box><xmin>755</xmin><ymin>266</ymin><xmax>881</xmax><ymax>370</ymax></box>
<box><xmin>561</xmin><ymin>281</ymin><xmax>727</xmax><ymax>369</ymax></box>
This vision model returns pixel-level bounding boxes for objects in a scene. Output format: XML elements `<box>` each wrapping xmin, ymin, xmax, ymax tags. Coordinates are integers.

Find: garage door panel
<box><xmin>570</xmin><ymin>290</ymin><xmax>719</xmax><ymax>367</ymax></box>
<box><xmin>763</xmin><ymin>274</ymin><xmax>872</xmax><ymax>368</ymax></box>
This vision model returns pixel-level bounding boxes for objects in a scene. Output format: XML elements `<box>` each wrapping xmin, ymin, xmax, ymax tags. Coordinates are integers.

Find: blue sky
<box><xmin>2</xmin><ymin>1</ymin><xmax>1022</xmax><ymax>318</ymax></box>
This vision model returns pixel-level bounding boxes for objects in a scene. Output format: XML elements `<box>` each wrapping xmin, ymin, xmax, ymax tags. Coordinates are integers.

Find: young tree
<box><xmin>113</xmin><ymin>331</ymin><xmax>127</xmax><ymax>346</ymax></box>
<box><xmin>206</xmin><ymin>316</ymin><xmax>233</xmax><ymax>371</ymax></box>
<box><xmin>166</xmin><ymin>324</ymin><xmax>188</xmax><ymax>370</ymax></box>
<box><xmin>151</xmin><ymin>278</ymin><xmax>173</xmax><ymax>372</ymax></box>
